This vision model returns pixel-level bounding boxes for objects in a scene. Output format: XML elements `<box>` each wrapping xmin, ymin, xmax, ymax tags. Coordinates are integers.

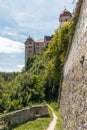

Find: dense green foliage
<box><xmin>0</xmin><ymin>72</ymin><xmax>18</xmax><ymax>113</ymax></box>
<box><xmin>0</xmin><ymin>22</ymin><xmax>73</xmax><ymax>114</ymax></box>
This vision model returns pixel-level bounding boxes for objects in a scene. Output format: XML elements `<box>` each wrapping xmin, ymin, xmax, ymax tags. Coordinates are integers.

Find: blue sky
<box><xmin>0</xmin><ymin>0</ymin><xmax>76</xmax><ymax>72</ymax></box>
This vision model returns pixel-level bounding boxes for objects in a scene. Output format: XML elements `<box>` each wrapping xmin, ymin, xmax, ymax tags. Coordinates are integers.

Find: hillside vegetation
<box><xmin>0</xmin><ymin>21</ymin><xmax>73</xmax><ymax>114</ymax></box>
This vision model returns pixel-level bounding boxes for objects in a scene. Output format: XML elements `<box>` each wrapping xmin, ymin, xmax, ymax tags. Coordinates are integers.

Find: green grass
<box><xmin>1</xmin><ymin>102</ymin><xmax>62</xmax><ymax>130</ymax></box>
<box><xmin>50</xmin><ymin>102</ymin><xmax>63</xmax><ymax>130</ymax></box>
<box><xmin>11</xmin><ymin>108</ymin><xmax>52</xmax><ymax>130</ymax></box>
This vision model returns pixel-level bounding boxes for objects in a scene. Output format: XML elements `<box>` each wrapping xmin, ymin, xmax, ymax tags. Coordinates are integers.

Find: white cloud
<box><xmin>0</xmin><ymin>37</ymin><xmax>24</xmax><ymax>53</ymax></box>
<box><xmin>18</xmin><ymin>64</ymin><xmax>24</xmax><ymax>70</ymax></box>
<box><xmin>7</xmin><ymin>32</ymin><xmax>17</xmax><ymax>36</ymax></box>
<box><xmin>0</xmin><ymin>66</ymin><xmax>2</xmax><ymax>70</ymax></box>
<box><xmin>0</xmin><ymin>65</ymin><xmax>24</xmax><ymax>72</ymax></box>
<box><xmin>13</xmin><ymin>11</ymin><xmax>39</xmax><ymax>28</ymax></box>
<box><xmin>0</xmin><ymin>66</ymin><xmax>13</xmax><ymax>72</ymax></box>
<box><xmin>13</xmin><ymin>12</ymin><xmax>27</xmax><ymax>22</ymax></box>
<box><xmin>1</xmin><ymin>26</ymin><xmax>18</xmax><ymax>37</ymax></box>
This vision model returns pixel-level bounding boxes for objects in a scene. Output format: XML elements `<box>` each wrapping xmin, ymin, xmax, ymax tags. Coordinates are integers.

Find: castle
<box><xmin>25</xmin><ymin>35</ymin><xmax>52</xmax><ymax>64</ymax></box>
<box><xmin>25</xmin><ymin>8</ymin><xmax>72</xmax><ymax>64</ymax></box>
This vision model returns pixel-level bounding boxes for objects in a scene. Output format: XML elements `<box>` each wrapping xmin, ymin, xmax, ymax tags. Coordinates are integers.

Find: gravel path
<box><xmin>47</xmin><ymin>104</ymin><xmax>57</xmax><ymax>130</ymax></box>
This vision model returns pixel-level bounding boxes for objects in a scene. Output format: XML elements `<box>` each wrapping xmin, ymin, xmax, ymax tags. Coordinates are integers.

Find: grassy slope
<box><xmin>8</xmin><ymin>102</ymin><xmax>62</xmax><ymax>130</ymax></box>
<box><xmin>12</xmin><ymin>108</ymin><xmax>52</xmax><ymax>130</ymax></box>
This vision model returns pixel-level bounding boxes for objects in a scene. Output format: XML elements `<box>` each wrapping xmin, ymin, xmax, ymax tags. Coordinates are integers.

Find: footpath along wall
<box><xmin>60</xmin><ymin>0</ymin><xmax>87</xmax><ymax>130</ymax></box>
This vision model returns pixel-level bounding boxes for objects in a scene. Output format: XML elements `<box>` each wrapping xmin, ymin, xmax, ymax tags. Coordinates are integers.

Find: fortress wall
<box><xmin>60</xmin><ymin>0</ymin><xmax>87</xmax><ymax>129</ymax></box>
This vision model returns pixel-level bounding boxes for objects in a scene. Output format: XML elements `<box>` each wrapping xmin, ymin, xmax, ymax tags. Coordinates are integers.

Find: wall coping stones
<box><xmin>0</xmin><ymin>105</ymin><xmax>48</xmax><ymax>129</ymax></box>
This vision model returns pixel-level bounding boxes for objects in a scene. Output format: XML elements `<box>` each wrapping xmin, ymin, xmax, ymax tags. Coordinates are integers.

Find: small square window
<box><xmin>29</xmin><ymin>50</ymin><xmax>32</xmax><ymax>53</ymax></box>
<box><xmin>29</xmin><ymin>46</ymin><xmax>32</xmax><ymax>48</ymax></box>
<box><xmin>37</xmin><ymin>43</ymin><xmax>39</xmax><ymax>45</ymax></box>
<box><xmin>65</xmin><ymin>19</ymin><xmax>67</xmax><ymax>21</ymax></box>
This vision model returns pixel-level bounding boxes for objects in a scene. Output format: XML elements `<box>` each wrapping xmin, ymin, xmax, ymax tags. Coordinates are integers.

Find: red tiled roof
<box><xmin>60</xmin><ymin>9</ymin><xmax>72</xmax><ymax>18</ymax></box>
<box><xmin>26</xmin><ymin>37</ymin><xmax>33</xmax><ymax>42</ymax></box>
<box><xmin>35</xmin><ymin>39</ymin><xmax>44</xmax><ymax>43</ymax></box>
<box><xmin>25</xmin><ymin>36</ymin><xmax>34</xmax><ymax>43</ymax></box>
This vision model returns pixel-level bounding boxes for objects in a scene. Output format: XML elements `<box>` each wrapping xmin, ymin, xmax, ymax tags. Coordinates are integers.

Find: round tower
<box><xmin>59</xmin><ymin>8</ymin><xmax>72</xmax><ymax>26</ymax></box>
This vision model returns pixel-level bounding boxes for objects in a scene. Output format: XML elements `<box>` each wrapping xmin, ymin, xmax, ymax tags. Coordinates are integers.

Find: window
<box><xmin>65</xmin><ymin>19</ymin><xmax>67</xmax><ymax>21</ymax></box>
<box><xmin>29</xmin><ymin>42</ymin><xmax>32</xmax><ymax>44</ymax></box>
<box><xmin>28</xmin><ymin>46</ymin><xmax>32</xmax><ymax>48</ymax></box>
<box><xmin>37</xmin><ymin>43</ymin><xmax>39</xmax><ymax>45</ymax></box>
<box><xmin>29</xmin><ymin>50</ymin><xmax>32</xmax><ymax>53</ymax></box>
<box><xmin>37</xmin><ymin>47</ymin><xmax>39</xmax><ymax>49</ymax></box>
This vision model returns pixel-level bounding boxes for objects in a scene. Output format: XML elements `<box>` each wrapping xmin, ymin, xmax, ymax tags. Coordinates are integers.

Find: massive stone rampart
<box><xmin>60</xmin><ymin>0</ymin><xmax>87</xmax><ymax>130</ymax></box>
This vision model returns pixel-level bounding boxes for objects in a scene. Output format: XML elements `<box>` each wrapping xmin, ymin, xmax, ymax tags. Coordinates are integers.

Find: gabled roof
<box><xmin>26</xmin><ymin>37</ymin><xmax>33</xmax><ymax>42</ymax></box>
<box><xmin>25</xmin><ymin>36</ymin><xmax>34</xmax><ymax>44</ymax></box>
<box><xmin>59</xmin><ymin>8</ymin><xmax>72</xmax><ymax>19</ymax></box>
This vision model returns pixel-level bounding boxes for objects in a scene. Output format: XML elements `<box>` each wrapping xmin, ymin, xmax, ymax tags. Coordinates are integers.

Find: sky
<box><xmin>0</xmin><ymin>0</ymin><xmax>77</xmax><ymax>72</ymax></box>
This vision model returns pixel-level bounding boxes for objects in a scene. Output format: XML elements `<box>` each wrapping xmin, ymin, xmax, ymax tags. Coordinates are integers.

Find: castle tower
<box><xmin>59</xmin><ymin>8</ymin><xmax>72</xmax><ymax>26</ymax></box>
<box><xmin>25</xmin><ymin>36</ymin><xmax>35</xmax><ymax>64</ymax></box>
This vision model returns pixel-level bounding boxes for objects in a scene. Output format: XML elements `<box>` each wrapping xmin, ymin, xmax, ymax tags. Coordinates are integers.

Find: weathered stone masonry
<box><xmin>60</xmin><ymin>0</ymin><xmax>87</xmax><ymax>130</ymax></box>
<box><xmin>0</xmin><ymin>105</ymin><xmax>48</xmax><ymax>128</ymax></box>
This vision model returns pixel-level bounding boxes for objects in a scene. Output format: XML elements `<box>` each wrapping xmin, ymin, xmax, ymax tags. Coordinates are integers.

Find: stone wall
<box><xmin>0</xmin><ymin>105</ymin><xmax>48</xmax><ymax>128</ymax></box>
<box><xmin>60</xmin><ymin>0</ymin><xmax>87</xmax><ymax>130</ymax></box>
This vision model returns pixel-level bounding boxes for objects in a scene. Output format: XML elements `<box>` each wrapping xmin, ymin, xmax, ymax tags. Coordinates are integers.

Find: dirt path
<box><xmin>47</xmin><ymin>104</ymin><xmax>57</xmax><ymax>130</ymax></box>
